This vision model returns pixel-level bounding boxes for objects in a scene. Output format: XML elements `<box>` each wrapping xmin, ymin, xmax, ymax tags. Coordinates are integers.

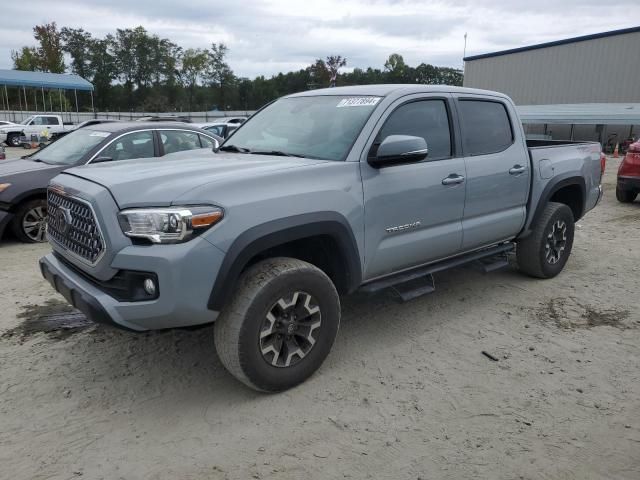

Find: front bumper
<box><xmin>0</xmin><ymin>210</ymin><xmax>14</xmax><ymax>240</ymax></box>
<box><xmin>617</xmin><ymin>176</ymin><xmax>640</xmax><ymax>191</ymax></box>
<box><xmin>40</xmin><ymin>237</ymin><xmax>225</xmax><ymax>331</ymax></box>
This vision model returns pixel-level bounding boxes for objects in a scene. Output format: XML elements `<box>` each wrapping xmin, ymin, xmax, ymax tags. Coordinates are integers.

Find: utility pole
<box><xmin>463</xmin><ymin>33</ymin><xmax>468</xmax><ymax>64</ymax></box>
<box><xmin>463</xmin><ymin>32</ymin><xmax>468</xmax><ymax>80</ymax></box>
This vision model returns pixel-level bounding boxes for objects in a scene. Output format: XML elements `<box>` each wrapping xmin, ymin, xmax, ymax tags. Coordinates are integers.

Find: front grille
<box><xmin>47</xmin><ymin>188</ymin><xmax>104</xmax><ymax>264</ymax></box>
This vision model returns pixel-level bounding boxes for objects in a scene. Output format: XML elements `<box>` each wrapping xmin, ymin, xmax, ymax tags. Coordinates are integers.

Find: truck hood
<box><xmin>0</xmin><ymin>158</ymin><xmax>61</xmax><ymax>177</ymax></box>
<box><xmin>60</xmin><ymin>152</ymin><xmax>328</xmax><ymax>207</ymax></box>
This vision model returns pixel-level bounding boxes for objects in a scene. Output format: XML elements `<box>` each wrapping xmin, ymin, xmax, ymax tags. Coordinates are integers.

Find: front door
<box><xmin>361</xmin><ymin>95</ymin><xmax>466</xmax><ymax>280</ymax></box>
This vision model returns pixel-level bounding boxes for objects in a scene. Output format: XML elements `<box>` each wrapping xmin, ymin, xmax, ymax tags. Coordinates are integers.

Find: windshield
<box><xmin>30</xmin><ymin>129</ymin><xmax>110</xmax><ymax>165</ymax></box>
<box><xmin>223</xmin><ymin>95</ymin><xmax>381</xmax><ymax>161</ymax></box>
<box><xmin>20</xmin><ymin>116</ymin><xmax>34</xmax><ymax>125</ymax></box>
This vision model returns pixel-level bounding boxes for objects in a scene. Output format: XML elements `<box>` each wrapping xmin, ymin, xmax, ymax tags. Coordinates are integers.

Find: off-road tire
<box><xmin>214</xmin><ymin>257</ymin><xmax>340</xmax><ymax>392</ymax></box>
<box><xmin>11</xmin><ymin>198</ymin><xmax>48</xmax><ymax>243</ymax></box>
<box><xmin>517</xmin><ymin>202</ymin><xmax>574</xmax><ymax>279</ymax></box>
<box><xmin>616</xmin><ymin>186</ymin><xmax>637</xmax><ymax>203</ymax></box>
<box><xmin>6</xmin><ymin>133</ymin><xmax>21</xmax><ymax>147</ymax></box>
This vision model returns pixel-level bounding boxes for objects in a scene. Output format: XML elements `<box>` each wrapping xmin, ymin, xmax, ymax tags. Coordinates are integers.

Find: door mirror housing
<box><xmin>369</xmin><ymin>135</ymin><xmax>429</xmax><ymax>168</ymax></box>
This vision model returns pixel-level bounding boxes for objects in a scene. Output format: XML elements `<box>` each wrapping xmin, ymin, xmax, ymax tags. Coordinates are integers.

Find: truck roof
<box><xmin>287</xmin><ymin>84</ymin><xmax>511</xmax><ymax>100</ymax></box>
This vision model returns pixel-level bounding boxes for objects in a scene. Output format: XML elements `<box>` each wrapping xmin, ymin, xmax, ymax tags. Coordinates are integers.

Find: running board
<box><xmin>359</xmin><ymin>242</ymin><xmax>515</xmax><ymax>301</ymax></box>
<box><xmin>475</xmin><ymin>255</ymin><xmax>511</xmax><ymax>273</ymax></box>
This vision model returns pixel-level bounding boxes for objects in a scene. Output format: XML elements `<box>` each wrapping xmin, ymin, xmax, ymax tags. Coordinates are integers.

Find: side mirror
<box><xmin>91</xmin><ymin>156</ymin><xmax>113</xmax><ymax>164</ymax></box>
<box><xmin>368</xmin><ymin>135</ymin><xmax>428</xmax><ymax>168</ymax></box>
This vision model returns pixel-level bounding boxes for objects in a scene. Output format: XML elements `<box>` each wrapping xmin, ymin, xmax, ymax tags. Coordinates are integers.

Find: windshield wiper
<box><xmin>218</xmin><ymin>144</ymin><xmax>251</xmax><ymax>153</ymax></box>
<box><xmin>250</xmin><ymin>150</ymin><xmax>308</xmax><ymax>158</ymax></box>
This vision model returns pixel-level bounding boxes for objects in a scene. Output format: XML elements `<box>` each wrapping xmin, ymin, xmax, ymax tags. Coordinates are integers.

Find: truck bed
<box><xmin>522</xmin><ymin>139</ymin><xmax>602</xmax><ymax>236</ymax></box>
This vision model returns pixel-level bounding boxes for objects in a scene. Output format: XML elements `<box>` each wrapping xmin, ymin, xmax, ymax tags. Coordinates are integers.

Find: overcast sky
<box><xmin>1</xmin><ymin>0</ymin><xmax>637</xmax><ymax>78</ymax></box>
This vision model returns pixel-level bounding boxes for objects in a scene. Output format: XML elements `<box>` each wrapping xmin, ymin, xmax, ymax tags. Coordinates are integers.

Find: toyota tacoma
<box><xmin>39</xmin><ymin>85</ymin><xmax>604</xmax><ymax>391</ymax></box>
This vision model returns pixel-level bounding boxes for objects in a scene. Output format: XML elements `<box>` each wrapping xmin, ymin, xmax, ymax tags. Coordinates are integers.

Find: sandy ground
<box><xmin>0</xmin><ymin>154</ymin><xmax>639</xmax><ymax>480</ymax></box>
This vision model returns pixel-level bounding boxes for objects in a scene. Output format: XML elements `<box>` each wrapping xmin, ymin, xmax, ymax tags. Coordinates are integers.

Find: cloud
<box><xmin>0</xmin><ymin>0</ymin><xmax>636</xmax><ymax>78</ymax></box>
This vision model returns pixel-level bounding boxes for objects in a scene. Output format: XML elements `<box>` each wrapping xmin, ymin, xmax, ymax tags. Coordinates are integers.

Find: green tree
<box><xmin>61</xmin><ymin>27</ymin><xmax>93</xmax><ymax>79</ymax></box>
<box><xmin>88</xmin><ymin>36</ymin><xmax>118</xmax><ymax>110</ymax></box>
<box><xmin>180</xmin><ymin>48</ymin><xmax>208</xmax><ymax>111</ymax></box>
<box><xmin>33</xmin><ymin>22</ymin><xmax>65</xmax><ymax>73</ymax></box>
<box><xmin>206</xmin><ymin>43</ymin><xmax>232</xmax><ymax>110</ymax></box>
<box><xmin>326</xmin><ymin>55</ymin><xmax>347</xmax><ymax>86</ymax></box>
<box><xmin>11</xmin><ymin>47</ymin><xmax>40</xmax><ymax>71</ymax></box>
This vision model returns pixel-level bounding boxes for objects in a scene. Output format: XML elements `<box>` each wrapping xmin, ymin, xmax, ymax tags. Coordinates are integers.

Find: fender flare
<box><xmin>521</xmin><ymin>175</ymin><xmax>586</xmax><ymax>238</ymax></box>
<box><xmin>207</xmin><ymin>212</ymin><xmax>362</xmax><ymax>311</ymax></box>
<box><xmin>8</xmin><ymin>188</ymin><xmax>47</xmax><ymax>212</ymax></box>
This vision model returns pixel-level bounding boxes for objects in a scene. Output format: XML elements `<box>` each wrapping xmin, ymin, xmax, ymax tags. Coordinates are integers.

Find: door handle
<box><xmin>509</xmin><ymin>165</ymin><xmax>526</xmax><ymax>175</ymax></box>
<box><xmin>442</xmin><ymin>174</ymin><xmax>465</xmax><ymax>185</ymax></box>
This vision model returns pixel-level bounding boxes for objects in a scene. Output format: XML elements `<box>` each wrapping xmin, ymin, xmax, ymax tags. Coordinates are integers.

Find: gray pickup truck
<box><xmin>39</xmin><ymin>85</ymin><xmax>604</xmax><ymax>391</ymax></box>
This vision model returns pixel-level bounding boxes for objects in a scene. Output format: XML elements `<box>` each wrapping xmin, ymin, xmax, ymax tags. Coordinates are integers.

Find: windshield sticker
<box><xmin>89</xmin><ymin>131</ymin><xmax>110</xmax><ymax>137</ymax></box>
<box><xmin>337</xmin><ymin>97</ymin><xmax>381</xmax><ymax>108</ymax></box>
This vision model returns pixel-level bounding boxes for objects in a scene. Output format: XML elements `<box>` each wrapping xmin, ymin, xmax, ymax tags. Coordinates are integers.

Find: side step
<box><xmin>359</xmin><ymin>242</ymin><xmax>515</xmax><ymax>302</ymax></box>
<box><xmin>390</xmin><ymin>274</ymin><xmax>435</xmax><ymax>302</ymax></box>
<box><xmin>475</xmin><ymin>254</ymin><xmax>511</xmax><ymax>273</ymax></box>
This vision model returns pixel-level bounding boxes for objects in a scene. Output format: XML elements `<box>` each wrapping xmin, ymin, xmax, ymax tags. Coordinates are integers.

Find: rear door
<box><xmin>453</xmin><ymin>95</ymin><xmax>529</xmax><ymax>250</ymax></box>
<box><xmin>361</xmin><ymin>94</ymin><xmax>466</xmax><ymax>280</ymax></box>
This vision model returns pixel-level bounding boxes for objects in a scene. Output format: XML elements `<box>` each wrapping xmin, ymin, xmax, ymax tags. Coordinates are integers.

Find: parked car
<box><xmin>0</xmin><ymin>122</ymin><xmax>221</xmax><ymax>243</ymax></box>
<box><xmin>220</xmin><ymin>116</ymin><xmax>247</xmax><ymax>125</ymax></box>
<box><xmin>0</xmin><ymin>120</ymin><xmax>18</xmax><ymax>127</ymax></box>
<box><xmin>0</xmin><ymin>115</ymin><xmax>77</xmax><ymax>147</ymax></box>
<box><xmin>39</xmin><ymin>85</ymin><xmax>603</xmax><ymax>391</ymax></box>
<box><xmin>616</xmin><ymin>140</ymin><xmax>640</xmax><ymax>203</ymax></box>
<box><xmin>76</xmin><ymin>119</ymin><xmax>122</xmax><ymax>129</ymax></box>
<box><xmin>195</xmin><ymin>122</ymin><xmax>239</xmax><ymax>138</ymax></box>
<box><xmin>136</xmin><ymin>116</ymin><xmax>192</xmax><ymax>123</ymax></box>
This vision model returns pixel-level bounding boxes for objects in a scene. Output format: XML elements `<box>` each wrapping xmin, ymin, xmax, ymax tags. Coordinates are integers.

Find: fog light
<box><xmin>143</xmin><ymin>278</ymin><xmax>156</xmax><ymax>296</ymax></box>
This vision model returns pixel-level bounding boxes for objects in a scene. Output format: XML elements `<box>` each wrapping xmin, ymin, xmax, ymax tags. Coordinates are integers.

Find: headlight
<box><xmin>118</xmin><ymin>206</ymin><xmax>223</xmax><ymax>244</ymax></box>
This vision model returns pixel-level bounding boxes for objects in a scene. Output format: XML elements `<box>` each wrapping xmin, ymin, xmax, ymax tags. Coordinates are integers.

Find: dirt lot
<box><xmin>1</xmin><ymin>155</ymin><xmax>639</xmax><ymax>480</ymax></box>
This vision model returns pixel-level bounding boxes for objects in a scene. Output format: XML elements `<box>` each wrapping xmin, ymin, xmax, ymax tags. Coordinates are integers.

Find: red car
<box><xmin>617</xmin><ymin>141</ymin><xmax>640</xmax><ymax>203</ymax></box>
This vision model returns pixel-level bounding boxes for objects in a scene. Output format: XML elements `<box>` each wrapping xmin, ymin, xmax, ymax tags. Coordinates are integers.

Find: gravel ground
<box><xmin>0</xmin><ymin>155</ymin><xmax>639</xmax><ymax>480</ymax></box>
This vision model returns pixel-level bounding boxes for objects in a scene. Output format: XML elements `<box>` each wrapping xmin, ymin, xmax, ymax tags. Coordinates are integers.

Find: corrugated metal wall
<box><xmin>463</xmin><ymin>31</ymin><xmax>640</xmax><ymax>105</ymax></box>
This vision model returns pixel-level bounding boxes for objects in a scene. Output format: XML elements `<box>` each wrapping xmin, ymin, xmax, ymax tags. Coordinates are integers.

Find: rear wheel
<box><xmin>6</xmin><ymin>133</ymin><xmax>21</xmax><ymax>147</ymax></box>
<box><xmin>616</xmin><ymin>186</ymin><xmax>637</xmax><ymax>203</ymax></box>
<box><xmin>12</xmin><ymin>199</ymin><xmax>48</xmax><ymax>243</ymax></box>
<box><xmin>214</xmin><ymin>257</ymin><xmax>340</xmax><ymax>392</ymax></box>
<box><xmin>517</xmin><ymin>202</ymin><xmax>575</xmax><ymax>279</ymax></box>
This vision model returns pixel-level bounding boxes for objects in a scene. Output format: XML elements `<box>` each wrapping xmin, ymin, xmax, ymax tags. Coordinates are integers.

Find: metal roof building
<box><xmin>0</xmin><ymin>69</ymin><xmax>95</xmax><ymax>122</ymax></box>
<box><xmin>0</xmin><ymin>69</ymin><xmax>93</xmax><ymax>91</ymax></box>
<box><xmin>463</xmin><ymin>27</ymin><xmax>640</xmax><ymax>144</ymax></box>
<box><xmin>463</xmin><ymin>26</ymin><xmax>640</xmax><ymax>105</ymax></box>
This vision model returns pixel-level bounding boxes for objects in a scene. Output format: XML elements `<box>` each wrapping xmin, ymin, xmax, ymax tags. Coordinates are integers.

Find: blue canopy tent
<box><xmin>0</xmin><ymin>69</ymin><xmax>94</xmax><ymax>122</ymax></box>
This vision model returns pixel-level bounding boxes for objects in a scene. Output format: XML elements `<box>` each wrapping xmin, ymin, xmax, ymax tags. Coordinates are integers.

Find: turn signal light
<box><xmin>192</xmin><ymin>211</ymin><xmax>224</xmax><ymax>228</ymax></box>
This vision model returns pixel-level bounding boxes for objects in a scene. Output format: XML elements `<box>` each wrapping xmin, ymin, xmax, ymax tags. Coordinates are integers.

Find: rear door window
<box><xmin>160</xmin><ymin>130</ymin><xmax>202</xmax><ymax>154</ymax></box>
<box><xmin>458</xmin><ymin>100</ymin><xmax>513</xmax><ymax>156</ymax></box>
<box><xmin>46</xmin><ymin>117</ymin><xmax>61</xmax><ymax>125</ymax></box>
<box><xmin>99</xmin><ymin>131</ymin><xmax>155</xmax><ymax>161</ymax></box>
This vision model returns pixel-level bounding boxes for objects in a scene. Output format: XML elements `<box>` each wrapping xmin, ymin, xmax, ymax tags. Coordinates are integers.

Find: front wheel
<box><xmin>517</xmin><ymin>202</ymin><xmax>575</xmax><ymax>279</ymax></box>
<box><xmin>214</xmin><ymin>257</ymin><xmax>340</xmax><ymax>392</ymax></box>
<box><xmin>11</xmin><ymin>199</ymin><xmax>48</xmax><ymax>243</ymax></box>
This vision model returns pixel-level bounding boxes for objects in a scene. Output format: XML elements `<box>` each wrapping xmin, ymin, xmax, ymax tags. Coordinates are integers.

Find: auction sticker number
<box><xmin>337</xmin><ymin>97</ymin><xmax>381</xmax><ymax>108</ymax></box>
